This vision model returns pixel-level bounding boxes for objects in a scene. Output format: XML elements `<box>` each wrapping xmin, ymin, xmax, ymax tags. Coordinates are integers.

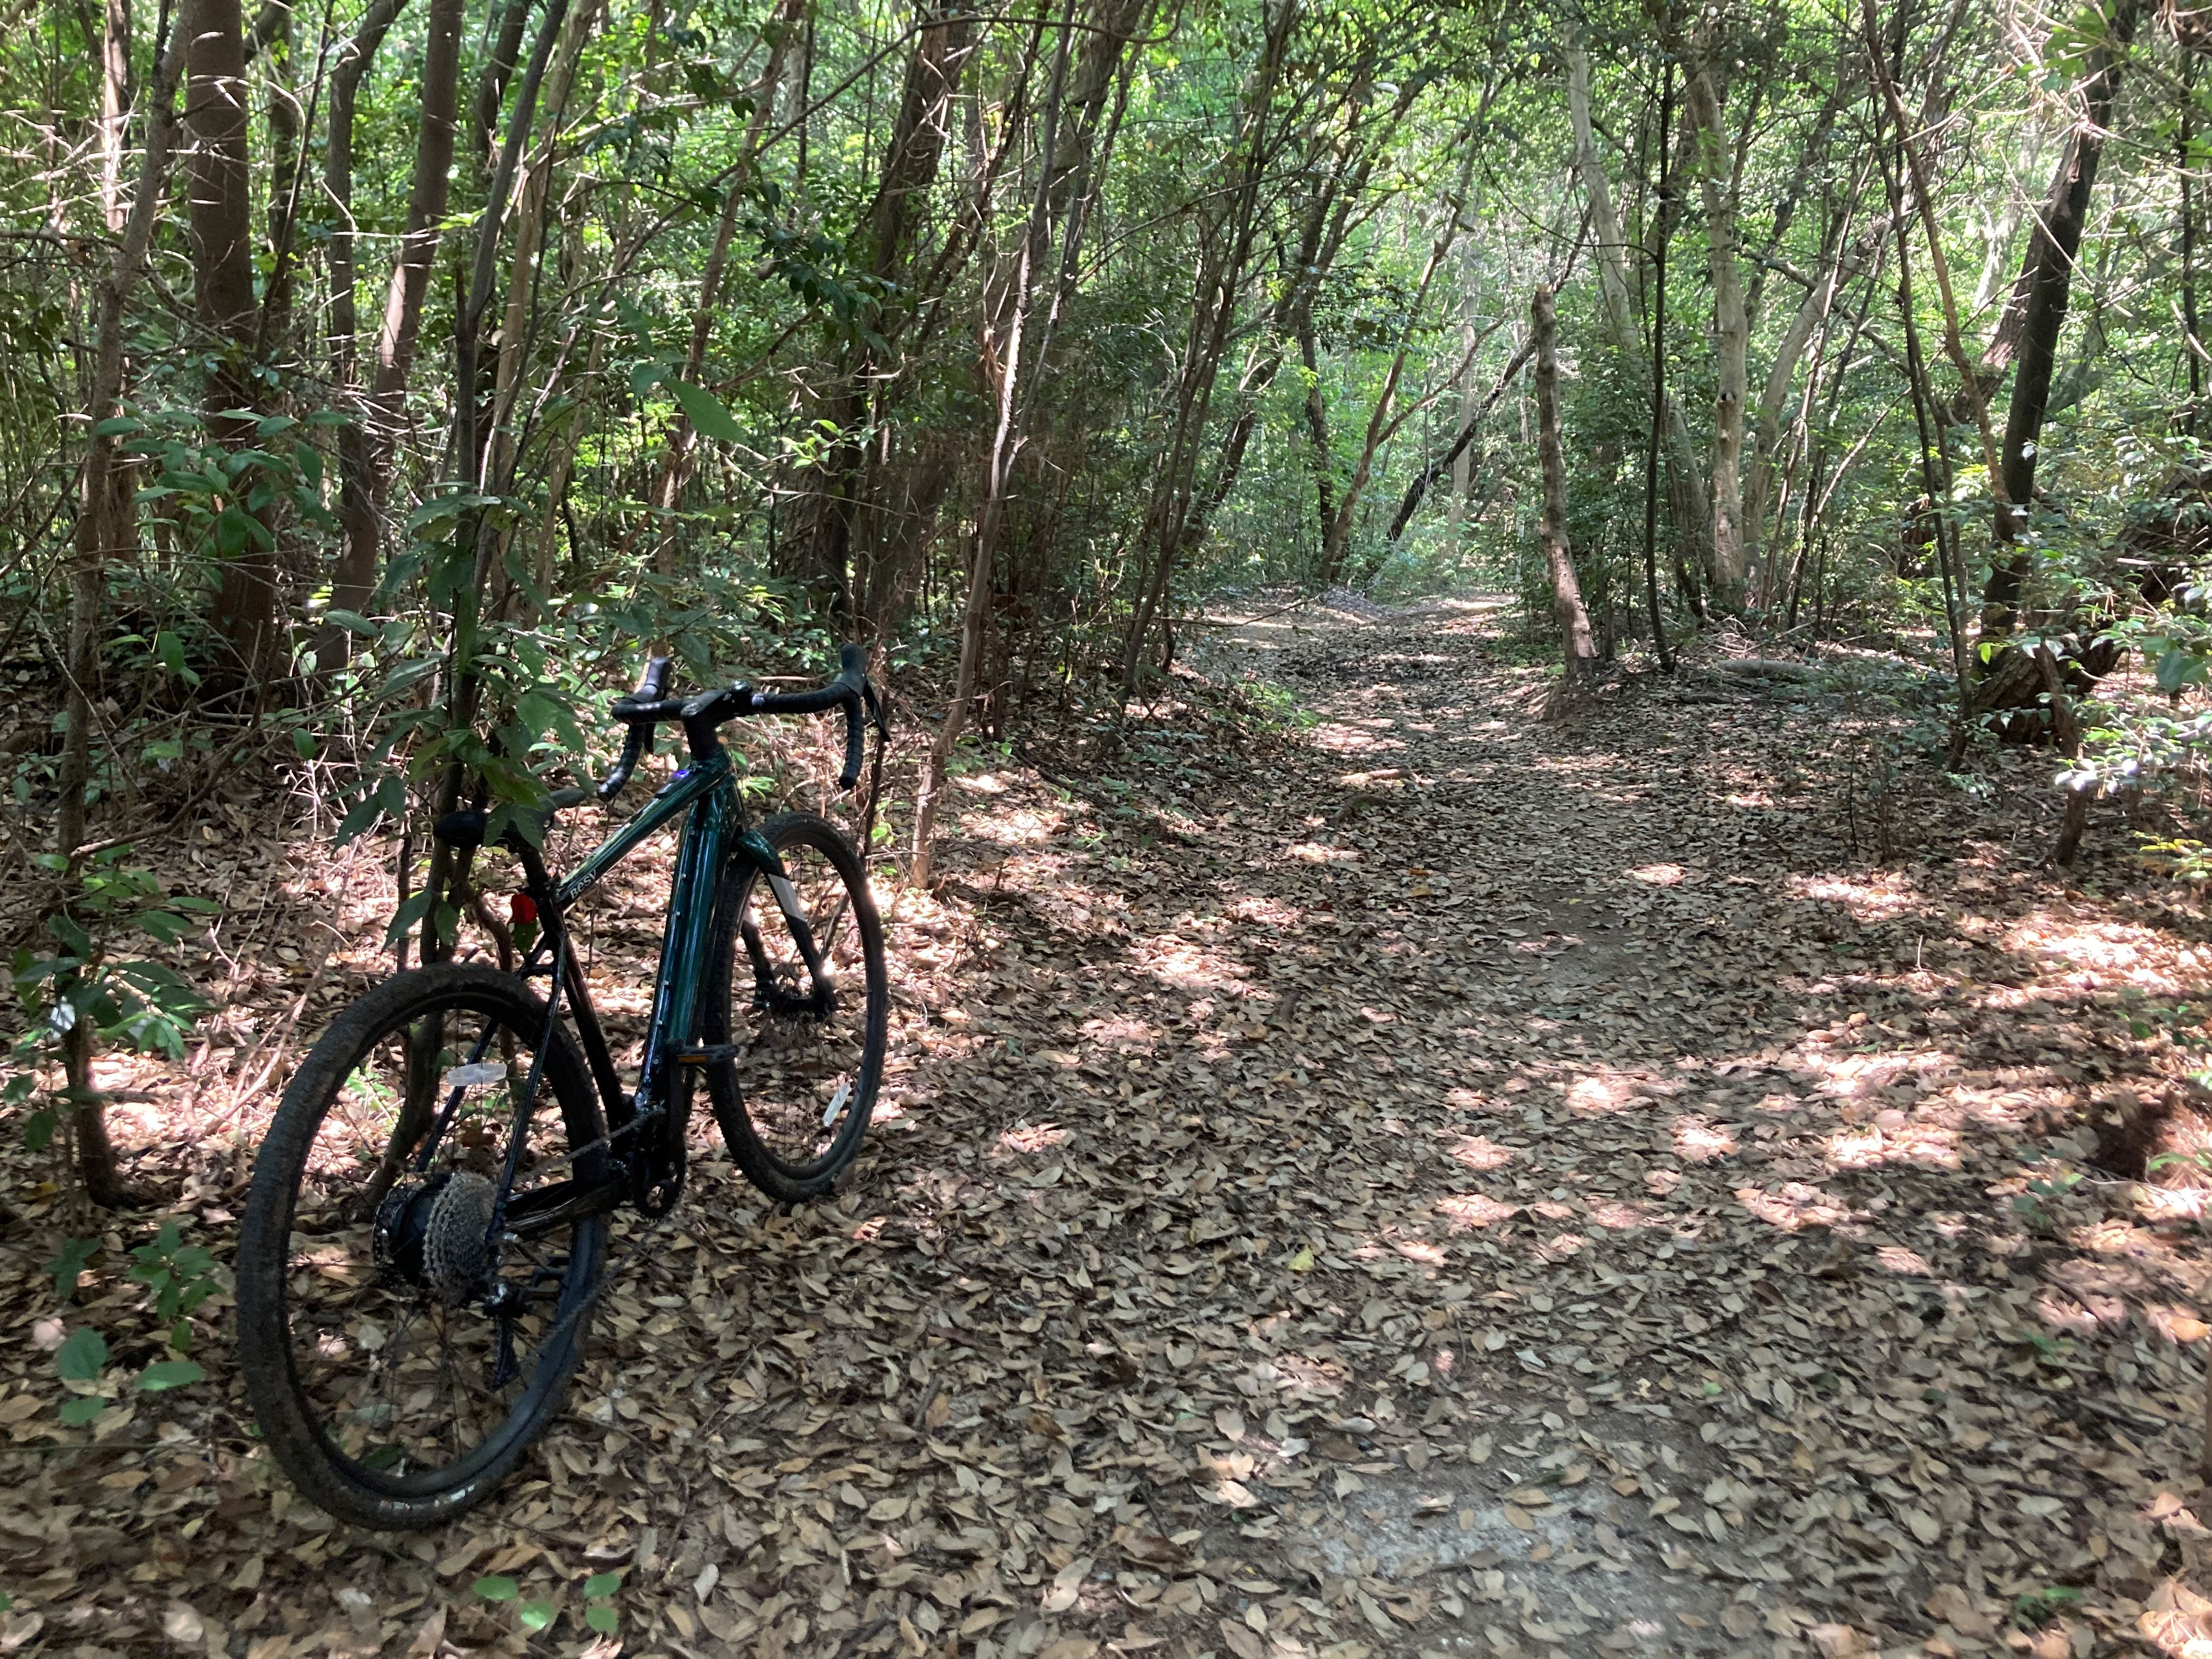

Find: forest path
<box><xmin>9</xmin><ymin>599</ymin><xmax>2211</xmax><ymax>1659</ymax></box>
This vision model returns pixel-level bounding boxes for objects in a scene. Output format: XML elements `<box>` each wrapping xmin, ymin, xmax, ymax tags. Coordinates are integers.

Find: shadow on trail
<box><xmin>8</xmin><ymin>599</ymin><xmax>2210</xmax><ymax>1659</ymax></box>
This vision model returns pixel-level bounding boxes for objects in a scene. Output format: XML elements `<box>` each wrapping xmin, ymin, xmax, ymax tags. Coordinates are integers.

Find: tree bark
<box><xmin>797</xmin><ymin>0</ymin><xmax>978</xmax><ymax>611</ymax></box>
<box><xmin>1683</xmin><ymin>35</ymin><xmax>1749</xmax><ymax>606</ymax></box>
<box><xmin>1118</xmin><ymin>0</ymin><xmax>1298</xmax><ymax>692</ymax></box>
<box><xmin>1532</xmin><ymin>284</ymin><xmax>1598</xmax><ymax>716</ymax></box>
<box><xmin>59</xmin><ymin>18</ymin><xmax>188</xmax><ymax>1207</ymax></box>
<box><xmin>186</xmin><ymin>0</ymin><xmax>280</xmax><ymax>681</ymax></box>
<box><xmin>318</xmin><ymin>0</ymin><xmax>461</xmax><ymax>672</ymax></box>
<box><xmin>1566</xmin><ymin>30</ymin><xmax>1709</xmax><ymax>581</ymax></box>
<box><xmin>1980</xmin><ymin>0</ymin><xmax>2144</xmax><ymax>637</ymax></box>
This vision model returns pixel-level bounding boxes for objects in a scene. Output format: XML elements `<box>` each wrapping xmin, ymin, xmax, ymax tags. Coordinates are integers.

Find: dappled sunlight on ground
<box><xmin>11</xmin><ymin>595</ymin><xmax>2212</xmax><ymax>1659</ymax></box>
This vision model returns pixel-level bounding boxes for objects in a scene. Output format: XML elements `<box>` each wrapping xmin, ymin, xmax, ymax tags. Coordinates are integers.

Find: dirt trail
<box><xmin>7</xmin><ymin>597</ymin><xmax>2212</xmax><ymax>1659</ymax></box>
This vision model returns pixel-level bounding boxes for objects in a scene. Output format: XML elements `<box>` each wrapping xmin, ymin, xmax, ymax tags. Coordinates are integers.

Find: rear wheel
<box><xmin>235</xmin><ymin>964</ymin><xmax>607</xmax><ymax>1530</ymax></box>
<box><xmin>704</xmin><ymin>811</ymin><xmax>888</xmax><ymax>1201</ymax></box>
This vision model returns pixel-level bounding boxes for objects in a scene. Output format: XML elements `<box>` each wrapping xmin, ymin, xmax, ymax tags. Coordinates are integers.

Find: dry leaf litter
<box><xmin>3</xmin><ymin>596</ymin><xmax>2211</xmax><ymax>1659</ymax></box>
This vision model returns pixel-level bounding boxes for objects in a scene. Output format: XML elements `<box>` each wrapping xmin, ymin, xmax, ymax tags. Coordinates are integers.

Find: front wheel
<box><xmin>703</xmin><ymin>811</ymin><xmax>888</xmax><ymax>1201</ymax></box>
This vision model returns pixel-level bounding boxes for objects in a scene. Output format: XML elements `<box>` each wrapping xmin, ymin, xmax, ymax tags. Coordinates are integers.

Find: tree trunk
<box><xmin>1300</xmin><ymin>310</ymin><xmax>1336</xmax><ymax>576</ymax></box>
<box><xmin>1532</xmin><ymin>284</ymin><xmax>1598</xmax><ymax>715</ymax></box>
<box><xmin>913</xmin><ymin>0</ymin><xmax>1142</xmax><ymax>881</ymax></box>
<box><xmin>1640</xmin><ymin>60</ymin><xmax>1675</xmax><ymax>670</ymax></box>
<box><xmin>1448</xmin><ymin>276</ymin><xmax>1477</xmax><ymax>534</ymax></box>
<box><xmin>1317</xmin><ymin>142</ymin><xmax>1477</xmax><ymax>586</ymax></box>
<box><xmin>187</xmin><ymin>0</ymin><xmax>280</xmax><ymax>682</ymax></box>
<box><xmin>1566</xmin><ymin>30</ymin><xmax>1709</xmax><ymax>581</ymax></box>
<box><xmin>1388</xmin><ymin>338</ymin><xmax>1533</xmax><ymax>539</ymax></box>
<box><xmin>1981</xmin><ymin>0</ymin><xmax>2145</xmax><ymax>637</ymax></box>
<box><xmin>1684</xmin><ymin>39</ymin><xmax>1748</xmax><ymax>606</ymax></box>
<box><xmin>59</xmin><ymin>20</ymin><xmax>188</xmax><ymax>1207</ymax></box>
<box><xmin>1118</xmin><ymin>0</ymin><xmax>1298</xmax><ymax>692</ymax></box>
<box><xmin>97</xmin><ymin>0</ymin><xmax>128</xmax><ymax>232</ymax></box>
<box><xmin>644</xmin><ymin>0</ymin><xmax>802</xmax><ymax>579</ymax></box>
<box><xmin>1742</xmin><ymin>205</ymin><xmax>1885</xmax><ymax>571</ymax></box>
<box><xmin>796</xmin><ymin>0</ymin><xmax>978</xmax><ymax>611</ymax></box>
<box><xmin>319</xmin><ymin>0</ymin><xmax>461</xmax><ymax>672</ymax></box>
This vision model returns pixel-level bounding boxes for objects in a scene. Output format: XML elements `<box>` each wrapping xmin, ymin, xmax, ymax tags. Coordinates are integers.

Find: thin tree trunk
<box><xmin>58</xmin><ymin>19</ymin><xmax>188</xmax><ymax>1207</ymax></box>
<box><xmin>1448</xmin><ymin>275</ymin><xmax>1477</xmax><ymax>534</ymax></box>
<box><xmin>1317</xmin><ymin>142</ymin><xmax>1479</xmax><ymax>586</ymax></box>
<box><xmin>911</xmin><ymin>242</ymin><xmax>1036</xmax><ymax>890</ymax></box>
<box><xmin>188</xmin><ymin>0</ymin><xmax>280</xmax><ymax>681</ymax></box>
<box><xmin>798</xmin><ymin>0</ymin><xmax>978</xmax><ymax>609</ymax></box>
<box><xmin>645</xmin><ymin>0</ymin><xmax>801</xmax><ymax>577</ymax></box>
<box><xmin>1532</xmin><ymin>284</ymin><xmax>1597</xmax><ymax>716</ymax></box>
<box><xmin>1684</xmin><ymin>37</ymin><xmax>1748</xmax><ymax>606</ymax></box>
<box><xmin>420</xmin><ymin>0</ymin><xmax>573</xmax><ymax>966</ymax></box>
<box><xmin>1742</xmin><ymin>196</ymin><xmax>1884</xmax><ymax>569</ymax></box>
<box><xmin>1300</xmin><ymin>309</ymin><xmax>1335</xmax><ymax>573</ymax></box>
<box><xmin>97</xmin><ymin>0</ymin><xmax>128</xmax><ymax>232</ymax></box>
<box><xmin>1640</xmin><ymin>59</ymin><xmax>1674</xmax><ymax>670</ymax></box>
<box><xmin>1862</xmin><ymin>0</ymin><xmax>2007</xmax><ymax>567</ymax></box>
<box><xmin>2183</xmin><ymin>63</ymin><xmax>2202</xmax><ymax>438</ymax></box>
<box><xmin>1567</xmin><ymin>29</ymin><xmax>1709</xmax><ymax>582</ymax></box>
<box><xmin>1873</xmin><ymin>63</ymin><xmax>1972</xmax><ymax>720</ymax></box>
<box><xmin>1118</xmin><ymin>0</ymin><xmax>1297</xmax><ymax>692</ymax></box>
<box><xmin>1387</xmin><ymin>340</ymin><xmax>1533</xmax><ymax>539</ymax></box>
<box><xmin>315</xmin><ymin>0</ymin><xmax>407</xmax><ymax>670</ymax></box>
<box><xmin>914</xmin><ymin>0</ymin><xmax>1114</xmax><ymax>884</ymax></box>
<box><xmin>319</xmin><ymin>0</ymin><xmax>460</xmax><ymax>672</ymax></box>
<box><xmin>1979</xmin><ymin>0</ymin><xmax>2143</xmax><ymax>637</ymax></box>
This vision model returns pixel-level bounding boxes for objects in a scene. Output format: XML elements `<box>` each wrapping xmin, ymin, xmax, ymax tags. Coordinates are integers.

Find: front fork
<box><xmin>734</xmin><ymin>826</ymin><xmax>833</xmax><ymax>1015</ymax></box>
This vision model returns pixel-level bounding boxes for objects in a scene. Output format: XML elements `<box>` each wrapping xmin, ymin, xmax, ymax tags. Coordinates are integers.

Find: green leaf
<box><xmin>58</xmin><ymin>1394</ymin><xmax>106</xmax><ymax>1426</ymax></box>
<box><xmin>586</xmin><ymin>1604</ymin><xmax>620</xmax><ymax>1634</ymax></box>
<box><xmin>671</xmin><ymin>380</ymin><xmax>744</xmax><ymax>443</ymax></box>
<box><xmin>473</xmin><ymin>1575</ymin><xmax>518</xmax><ymax>1603</ymax></box>
<box><xmin>47</xmin><ymin>913</ymin><xmax>92</xmax><ymax>960</ymax></box>
<box><xmin>291</xmin><ymin>727</ymin><xmax>317</xmax><ymax>760</ymax></box>
<box><xmin>136</xmin><ymin>1359</ymin><xmax>204</xmax><ymax>1391</ymax></box>
<box><xmin>519</xmin><ymin>1599</ymin><xmax>556</xmax><ymax>1633</ymax></box>
<box><xmin>48</xmin><ymin>1237</ymin><xmax>98</xmax><ymax>1300</ymax></box>
<box><xmin>582</xmin><ymin>1572</ymin><xmax>623</xmax><ymax>1599</ymax></box>
<box><xmin>55</xmin><ymin>1327</ymin><xmax>107</xmax><ymax>1382</ymax></box>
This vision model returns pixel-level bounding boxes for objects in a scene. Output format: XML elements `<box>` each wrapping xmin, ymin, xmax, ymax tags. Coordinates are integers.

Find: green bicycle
<box><xmin>236</xmin><ymin>646</ymin><xmax>889</xmax><ymax>1528</ymax></box>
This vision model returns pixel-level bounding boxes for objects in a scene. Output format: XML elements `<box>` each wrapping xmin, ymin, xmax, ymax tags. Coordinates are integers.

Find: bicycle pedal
<box><xmin>672</xmin><ymin>1045</ymin><xmax>742</xmax><ymax>1065</ymax></box>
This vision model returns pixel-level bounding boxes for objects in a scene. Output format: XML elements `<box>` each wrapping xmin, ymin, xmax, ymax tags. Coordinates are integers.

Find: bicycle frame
<box><xmin>487</xmin><ymin>749</ymin><xmax>804</xmax><ymax>1233</ymax></box>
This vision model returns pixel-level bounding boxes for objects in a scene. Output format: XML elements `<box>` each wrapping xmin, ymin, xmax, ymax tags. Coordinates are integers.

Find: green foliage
<box><xmin>2012</xmin><ymin>1587</ymin><xmax>2085</xmax><ymax>1629</ymax></box>
<box><xmin>129</xmin><ymin>1221</ymin><xmax>220</xmax><ymax>1351</ymax></box>
<box><xmin>585</xmin><ymin>1569</ymin><xmax>624</xmax><ymax>1634</ymax></box>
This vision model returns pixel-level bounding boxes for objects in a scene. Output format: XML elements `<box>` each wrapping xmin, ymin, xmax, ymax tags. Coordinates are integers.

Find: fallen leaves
<box><xmin>1</xmin><ymin>597</ymin><xmax>2207</xmax><ymax>1658</ymax></box>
